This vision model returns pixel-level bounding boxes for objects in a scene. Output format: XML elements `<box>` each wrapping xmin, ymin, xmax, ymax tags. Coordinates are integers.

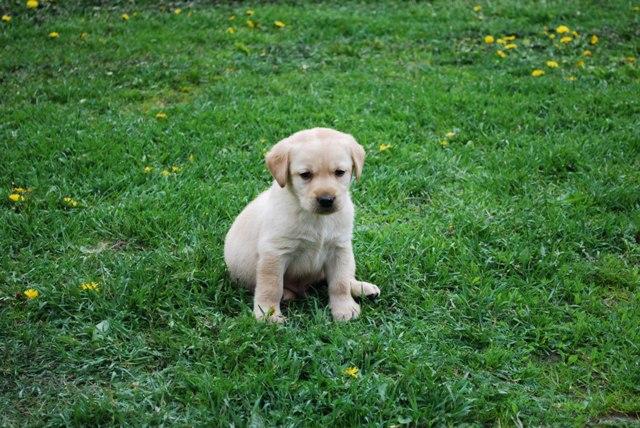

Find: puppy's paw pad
<box><xmin>331</xmin><ymin>299</ymin><xmax>361</xmax><ymax>322</ymax></box>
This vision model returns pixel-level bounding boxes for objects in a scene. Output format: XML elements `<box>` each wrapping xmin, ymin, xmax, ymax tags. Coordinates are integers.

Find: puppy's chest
<box><xmin>286</xmin><ymin>224</ymin><xmax>345</xmax><ymax>276</ymax></box>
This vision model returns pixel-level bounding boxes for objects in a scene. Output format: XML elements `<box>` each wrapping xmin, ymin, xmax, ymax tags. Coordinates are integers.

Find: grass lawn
<box><xmin>1</xmin><ymin>0</ymin><xmax>639</xmax><ymax>425</ymax></box>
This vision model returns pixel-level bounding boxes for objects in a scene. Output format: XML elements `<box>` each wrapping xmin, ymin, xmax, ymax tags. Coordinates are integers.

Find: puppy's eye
<box><xmin>300</xmin><ymin>172</ymin><xmax>312</xmax><ymax>180</ymax></box>
<box><xmin>335</xmin><ymin>169</ymin><xmax>346</xmax><ymax>177</ymax></box>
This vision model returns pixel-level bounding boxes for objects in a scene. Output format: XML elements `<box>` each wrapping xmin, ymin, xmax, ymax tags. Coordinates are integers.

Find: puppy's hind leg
<box><xmin>282</xmin><ymin>288</ymin><xmax>298</xmax><ymax>302</ymax></box>
<box><xmin>282</xmin><ymin>276</ymin><xmax>318</xmax><ymax>302</ymax></box>
<box><xmin>350</xmin><ymin>280</ymin><xmax>381</xmax><ymax>300</ymax></box>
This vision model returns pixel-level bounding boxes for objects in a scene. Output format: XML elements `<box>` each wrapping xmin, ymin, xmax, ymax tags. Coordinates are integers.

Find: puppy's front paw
<box><xmin>263</xmin><ymin>313</ymin><xmax>287</xmax><ymax>323</ymax></box>
<box><xmin>350</xmin><ymin>281</ymin><xmax>381</xmax><ymax>299</ymax></box>
<box><xmin>254</xmin><ymin>305</ymin><xmax>286</xmax><ymax>323</ymax></box>
<box><xmin>331</xmin><ymin>297</ymin><xmax>361</xmax><ymax>321</ymax></box>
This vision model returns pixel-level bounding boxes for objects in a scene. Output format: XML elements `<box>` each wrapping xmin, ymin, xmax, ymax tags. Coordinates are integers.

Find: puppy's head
<box><xmin>265</xmin><ymin>128</ymin><xmax>365</xmax><ymax>215</ymax></box>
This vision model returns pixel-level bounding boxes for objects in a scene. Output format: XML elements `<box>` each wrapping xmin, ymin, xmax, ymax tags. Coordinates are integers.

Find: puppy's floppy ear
<box><xmin>265</xmin><ymin>138</ymin><xmax>290</xmax><ymax>187</ymax></box>
<box><xmin>349</xmin><ymin>136</ymin><xmax>366</xmax><ymax>180</ymax></box>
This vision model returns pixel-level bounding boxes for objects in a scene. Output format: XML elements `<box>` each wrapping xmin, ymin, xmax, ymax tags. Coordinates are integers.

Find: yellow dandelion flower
<box><xmin>503</xmin><ymin>35</ymin><xmax>516</xmax><ymax>42</ymax></box>
<box><xmin>343</xmin><ymin>366</ymin><xmax>359</xmax><ymax>378</ymax></box>
<box><xmin>2</xmin><ymin>15</ymin><xmax>11</xmax><ymax>23</ymax></box>
<box><xmin>246</xmin><ymin>9</ymin><xmax>255</xmax><ymax>16</ymax></box>
<box><xmin>24</xmin><ymin>289</ymin><xmax>39</xmax><ymax>299</ymax></box>
<box><xmin>174</xmin><ymin>8</ymin><xmax>182</xmax><ymax>15</ymax></box>
<box><xmin>235</xmin><ymin>42</ymin><xmax>250</xmax><ymax>54</ymax></box>
<box><xmin>26</xmin><ymin>0</ymin><xmax>38</xmax><ymax>9</ymax></box>
<box><xmin>531</xmin><ymin>69</ymin><xmax>545</xmax><ymax>77</ymax></box>
<box><xmin>582</xmin><ymin>50</ymin><xmax>592</xmax><ymax>57</ymax></box>
<box><xmin>8</xmin><ymin>193</ymin><xmax>24</xmax><ymax>202</ymax></box>
<box><xmin>560</xmin><ymin>36</ymin><xmax>572</xmax><ymax>44</ymax></box>
<box><xmin>625</xmin><ymin>56</ymin><xmax>637</xmax><ymax>64</ymax></box>
<box><xmin>439</xmin><ymin>140</ymin><xmax>449</xmax><ymax>148</ymax></box>
<box><xmin>571</xmin><ymin>31</ymin><xmax>579</xmax><ymax>37</ymax></box>
<box><xmin>496</xmin><ymin>37</ymin><xmax>506</xmax><ymax>45</ymax></box>
<box><xmin>155</xmin><ymin>112</ymin><xmax>167</xmax><ymax>120</ymax></box>
<box><xmin>80</xmin><ymin>282</ymin><xmax>99</xmax><ymax>291</ymax></box>
<box><xmin>143</xmin><ymin>166</ymin><xmax>153</xmax><ymax>173</ymax></box>
<box><xmin>246</xmin><ymin>19</ymin><xmax>256</xmax><ymax>29</ymax></box>
<box><xmin>49</xmin><ymin>31</ymin><xmax>59</xmax><ymax>39</ymax></box>
<box><xmin>63</xmin><ymin>197</ymin><xmax>79</xmax><ymax>207</ymax></box>
<box><xmin>576</xmin><ymin>60</ymin><xmax>585</xmax><ymax>68</ymax></box>
<box><xmin>226</xmin><ymin>27</ymin><xmax>236</xmax><ymax>34</ymax></box>
<box><xmin>483</xmin><ymin>35</ymin><xmax>494</xmax><ymax>44</ymax></box>
<box><xmin>546</xmin><ymin>60</ymin><xmax>559</xmax><ymax>68</ymax></box>
<box><xmin>171</xmin><ymin>165</ymin><xmax>181</xmax><ymax>173</ymax></box>
<box><xmin>505</xmin><ymin>43</ymin><xmax>517</xmax><ymax>49</ymax></box>
<box><xmin>121</xmin><ymin>13</ymin><xmax>129</xmax><ymax>21</ymax></box>
<box><xmin>555</xmin><ymin>25</ymin><xmax>569</xmax><ymax>34</ymax></box>
<box><xmin>12</xmin><ymin>187</ymin><xmax>30</xmax><ymax>193</ymax></box>
<box><xmin>274</xmin><ymin>20</ymin><xmax>285</xmax><ymax>28</ymax></box>
<box><xmin>161</xmin><ymin>170</ymin><xmax>171</xmax><ymax>177</ymax></box>
<box><xmin>496</xmin><ymin>50</ymin><xmax>507</xmax><ymax>58</ymax></box>
<box><xmin>590</xmin><ymin>34</ymin><xmax>599</xmax><ymax>45</ymax></box>
<box><xmin>445</xmin><ymin>131</ymin><xmax>456</xmax><ymax>138</ymax></box>
<box><xmin>473</xmin><ymin>5</ymin><xmax>482</xmax><ymax>12</ymax></box>
<box><xmin>379</xmin><ymin>143</ymin><xmax>392</xmax><ymax>152</ymax></box>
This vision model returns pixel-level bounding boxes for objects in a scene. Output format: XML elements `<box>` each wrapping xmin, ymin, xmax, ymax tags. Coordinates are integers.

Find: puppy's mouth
<box><xmin>314</xmin><ymin>205</ymin><xmax>339</xmax><ymax>215</ymax></box>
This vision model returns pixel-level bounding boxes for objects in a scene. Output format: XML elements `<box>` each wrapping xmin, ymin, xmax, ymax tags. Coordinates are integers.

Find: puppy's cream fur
<box><xmin>224</xmin><ymin>128</ymin><xmax>380</xmax><ymax>322</ymax></box>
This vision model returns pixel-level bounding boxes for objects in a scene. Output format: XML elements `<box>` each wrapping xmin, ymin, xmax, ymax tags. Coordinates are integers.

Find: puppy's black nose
<box><xmin>317</xmin><ymin>195</ymin><xmax>335</xmax><ymax>208</ymax></box>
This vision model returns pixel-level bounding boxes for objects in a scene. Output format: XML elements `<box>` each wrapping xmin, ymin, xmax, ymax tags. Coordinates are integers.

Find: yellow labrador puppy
<box><xmin>224</xmin><ymin>128</ymin><xmax>380</xmax><ymax>322</ymax></box>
